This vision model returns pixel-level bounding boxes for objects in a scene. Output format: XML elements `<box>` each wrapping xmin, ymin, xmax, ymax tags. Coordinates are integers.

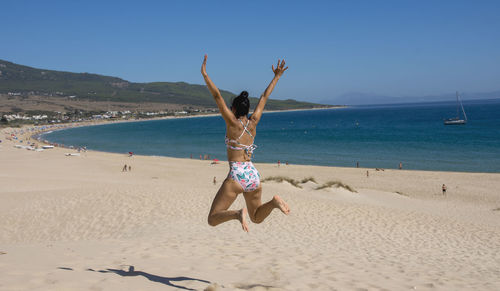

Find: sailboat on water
<box><xmin>444</xmin><ymin>92</ymin><xmax>467</xmax><ymax>125</ymax></box>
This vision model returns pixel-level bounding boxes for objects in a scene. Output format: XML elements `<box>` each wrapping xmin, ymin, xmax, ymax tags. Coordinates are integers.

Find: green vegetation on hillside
<box><xmin>0</xmin><ymin>59</ymin><xmax>328</xmax><ymax>110</ymax></box>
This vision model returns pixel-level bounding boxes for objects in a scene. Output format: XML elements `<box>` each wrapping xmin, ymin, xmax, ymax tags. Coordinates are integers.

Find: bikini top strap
<box><xmin>244</xmin><ymin>120</ymin><xmax>254</xmax><ymax>138</ymax></box>
<box><xmin>237</xmin><ymin>119</ymin><xmax>254</xmax><ymax>140</ymax></box>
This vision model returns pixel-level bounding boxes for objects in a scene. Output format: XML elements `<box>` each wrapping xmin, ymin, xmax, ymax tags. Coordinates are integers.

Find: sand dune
<box><xmin>1</xmin><ymin>127</ymin><xmax>499</xmax><ymax>290</ymax></box>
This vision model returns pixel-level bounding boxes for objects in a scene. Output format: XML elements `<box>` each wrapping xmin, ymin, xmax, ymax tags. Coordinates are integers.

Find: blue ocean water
<box><xmin>43</xmin><ymin>99</ymin><xmax>500</xmax><ymax>173</ymax></box>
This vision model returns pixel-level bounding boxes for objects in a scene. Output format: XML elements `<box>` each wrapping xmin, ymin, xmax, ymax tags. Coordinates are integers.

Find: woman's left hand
<box><xmin>272</xmin><ymin>59</ymin><xmax>288</xmax><ymax>77</ymax></box>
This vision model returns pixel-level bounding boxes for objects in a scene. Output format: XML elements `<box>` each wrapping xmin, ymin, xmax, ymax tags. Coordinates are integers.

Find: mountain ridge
<box><xmin>0</xmin><ymin>59</ymin><xmax>327</xmax><ymax>110</ymax></box>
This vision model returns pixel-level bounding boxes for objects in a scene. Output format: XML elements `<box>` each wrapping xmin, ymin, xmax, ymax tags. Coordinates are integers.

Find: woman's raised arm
<box><xmin>201</xmin><ymin>54</ymin><xmax>235</xmax><ymax>124</ymax></box>
<box><xmin>251</xmin><ymin>59</ymin><xmax>288</xmax><ymax>124</ymax></box>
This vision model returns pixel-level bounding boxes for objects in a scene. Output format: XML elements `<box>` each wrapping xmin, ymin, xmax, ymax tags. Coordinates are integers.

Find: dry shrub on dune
<box><xmin>262</xmin><ymin>176</ymin><xmax>302</xmax><ymax>188</ymax></box>
<box><xmin>315</xmin><ymin>181</ymin><xmax>357</xmax><ymax>193</ymax></box>
<box><xmin>262</xmin><ymin>176</ymin><xmax>356</xmax><ymax>193</ymax></box>
<box><xmin>261</xmin><ymin>176</ymin><xmax>358</xmax><ymax>193</ymax></box>
<box><xmin>262</xmin><ymin>176</ymin><xmax>317</xmax><ymax>188</ymax></box>
<box><xmin>300</xmin><ymin>177</ymin><xmax>317</xmax><ymax>184</ymax></box>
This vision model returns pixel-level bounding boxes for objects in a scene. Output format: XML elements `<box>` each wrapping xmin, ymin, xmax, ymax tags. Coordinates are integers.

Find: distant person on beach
<box><xmin>128</xmin><ymin>165</ymin><xmax>131</xmax><ymax>171</ymax></box>
<box><xmin>399</xmin><ymin>162</ymin><xmax>403</xmax><ymax>170</ymax></box>
<box><xmin>366</xmin><ymin>170</ymin><xmax>369</xmax><ymax>177</ymax></box>
<box><xmin>356</xmin><ymin>161</ymin><xmax>359</xmax><ymax>168</ymax></box>
<box><xmin>201</xmin><ymin>54</ymin><xmax>290</xmax><ymax>232</ymax></box>
<box><xmin>122</xmin><ymin>164</ymin><xmax>127</xmax><ymax>172</ymax></box>
<box><xmin>442</xmin><ymin>184</ymin><xmax>447</xmax><ymax>195</ymax></box>
<box><xmin>213</xmin><ymin>176</ymin><xmax>217</xmax><ymax>185</ymax></box>
<box><xmin>278</xmin><ymin>160</ymin><xmax>281</xmax><ymax>167</ymax></box>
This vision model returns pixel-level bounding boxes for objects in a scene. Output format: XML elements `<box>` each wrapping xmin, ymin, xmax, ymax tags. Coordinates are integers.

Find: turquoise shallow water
<box><xmin>43</xmin><ymin>99</ymin><xmax>500</xmax><ymax>173</ymax></box>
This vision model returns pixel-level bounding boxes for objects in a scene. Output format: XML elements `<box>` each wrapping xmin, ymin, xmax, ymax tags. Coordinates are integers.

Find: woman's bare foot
<box><xmin>238</xmin><ymin>208</ymin><xmax>249</xmax><ymax>232</ymax></box>
<box><xmin>273</xmin><ymin>195</ymin><xmax>290</xmax><ymax>214</ymax></box>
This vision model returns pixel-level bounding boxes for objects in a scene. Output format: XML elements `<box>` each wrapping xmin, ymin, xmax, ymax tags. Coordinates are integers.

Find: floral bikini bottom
<box><xmin>228</xmin><ymin>161</ymin><xmax>261</xmax><ymax>192</ymax></box>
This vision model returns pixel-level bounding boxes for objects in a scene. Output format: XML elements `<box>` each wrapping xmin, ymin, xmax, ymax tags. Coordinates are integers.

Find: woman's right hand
<box><xmin>201</xmin><ymin>54</ymin><xmax>208</xmax><ymax>77</ymax></box>
<box><xmin>272</xmin><ymin>59</ymin><xmax>288</xmax><ymax>77</ymax></box>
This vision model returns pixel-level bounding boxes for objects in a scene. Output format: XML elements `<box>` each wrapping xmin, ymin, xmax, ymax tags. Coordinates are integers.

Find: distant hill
<box><xmin>0</xmin><ymin>59</ymin><xmax>327</xmax><ymax>110</ymax></box>
<box><xmin>320</xmin><ymin>91</ymin><xmax>500</xmax><ymax>106</ymax></box>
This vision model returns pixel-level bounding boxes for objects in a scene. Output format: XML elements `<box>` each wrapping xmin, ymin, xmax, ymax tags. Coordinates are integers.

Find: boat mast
<box><xmin>459</xmin><ymin>93</ymin><xmax>467</xmax><ymax>121</ymax></box>
<box><xmin>455</xmin><ymin>91</ymin><xmax>460</xmax><ymax>119</ymax></box>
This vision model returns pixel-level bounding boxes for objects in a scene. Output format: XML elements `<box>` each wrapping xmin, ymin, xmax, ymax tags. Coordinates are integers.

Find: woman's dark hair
<box><xmin>231</xmin><ymin>91</ymin><xmax>250</xmax><ymax>118</ymax></box>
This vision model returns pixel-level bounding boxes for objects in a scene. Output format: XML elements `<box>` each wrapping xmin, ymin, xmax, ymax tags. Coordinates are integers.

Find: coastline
<box><xmin>14</xmin><ymin>105</ymin><xmax>347</xmax><ymax>162</ymax></box>
<box><xmin>13</xmin><ymin>104</ymin><xmax>343</xmax><ymax>142</ymax></box>
<box><xmin>3</xmin><ymin>102</ymin><xmax>499</xmax><ymax>175</ymax></box>
<box><xmin>4</xmin><ymin>120</ymin><xmax>500</xmax><ymax>178</ymax></box>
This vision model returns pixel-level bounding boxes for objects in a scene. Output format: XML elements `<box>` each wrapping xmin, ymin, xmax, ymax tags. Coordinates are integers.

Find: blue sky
<box><xmin>2</xmin><ymin>0</ymin><xmax>500</xmax><ymax>102</ymax></box>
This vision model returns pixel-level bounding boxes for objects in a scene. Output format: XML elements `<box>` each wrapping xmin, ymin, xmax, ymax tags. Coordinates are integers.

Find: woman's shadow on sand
<box><xmin>85</xmin><ymin>265</ymin><xmax>210</xmax><ymax>290</ymax></box>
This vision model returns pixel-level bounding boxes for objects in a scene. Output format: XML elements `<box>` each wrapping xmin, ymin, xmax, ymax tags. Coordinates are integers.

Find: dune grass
<box><xmin>315</xmin><ymin>180</ymin><xmax>357</xmax><ymax>193</ymax></box>
<box><xmin>262</xmin><ymin>176</ymin><xmax>356</xmax><ymax>193</ymax></box>
<box><xmin>262</xmin><ymin>176</ymin><xmax>303</xmax><ymax>188</ymax></box>
<box><xmin>300</xmin><ymin>177</ymin><xmax>317</xmax><ymax>184</ymax></box>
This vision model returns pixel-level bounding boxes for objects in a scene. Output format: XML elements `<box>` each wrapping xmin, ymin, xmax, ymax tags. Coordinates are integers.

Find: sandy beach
<box><xmin>1</xmin><ymin>126</ymin><xmax>499</xmax><ymax>290</ymax></box>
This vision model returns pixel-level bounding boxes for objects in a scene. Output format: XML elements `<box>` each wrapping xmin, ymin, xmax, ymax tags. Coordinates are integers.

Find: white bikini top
<box><xmin>224</xmin><ymin>119</ymin><xmax>257</xmax><ymax>155</ymax></box>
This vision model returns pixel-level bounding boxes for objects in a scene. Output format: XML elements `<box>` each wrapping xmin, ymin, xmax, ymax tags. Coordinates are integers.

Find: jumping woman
<box><xmin>201</xmin><ymin>55</ymin><xmax>290</xmax><ymax>232</ymax></box>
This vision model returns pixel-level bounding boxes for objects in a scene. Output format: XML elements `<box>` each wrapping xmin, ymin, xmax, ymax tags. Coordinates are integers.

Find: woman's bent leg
<box><xmin>243</xmin><ymin>187</ymin><xmax>290</xmax><ymax>224</ymax></box>
<box><xmin>208</xmin><ymin>178</ymin><xmax>248</xmax><ymax>232</ymax></box>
